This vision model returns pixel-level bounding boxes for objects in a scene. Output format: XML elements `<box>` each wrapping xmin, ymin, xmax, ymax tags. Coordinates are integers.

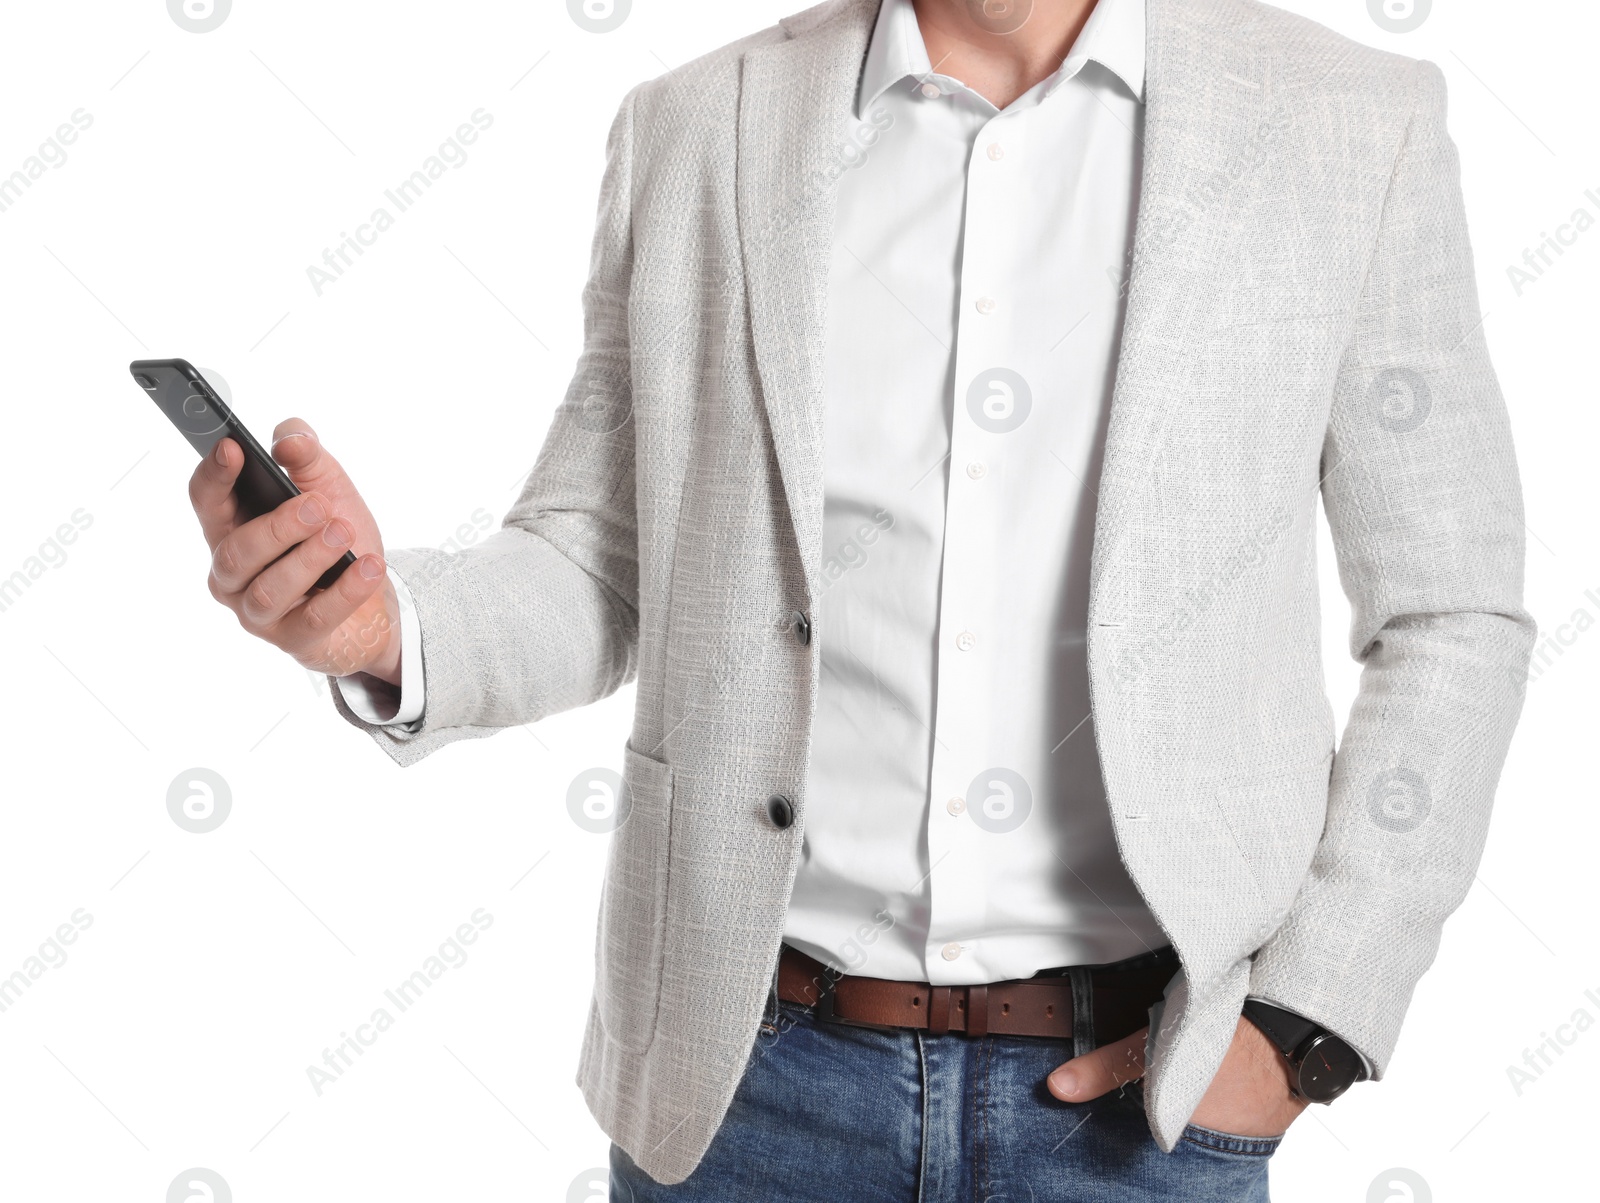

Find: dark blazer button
<box><xmin>790</xmin><ymin>610</ymin><xmax>811</xmax><ymax>646</ymax></box>
<box><xmin>766</xmin><ymin>793</ymin><xmax>796</xmax><ymax>829</ymax></box>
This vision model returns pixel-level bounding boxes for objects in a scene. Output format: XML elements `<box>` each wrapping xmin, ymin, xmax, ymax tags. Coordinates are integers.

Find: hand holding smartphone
<box><xmin>129</xmin><ymin>358</ymin><xmax>402</xmax><ymax>684</ymax></box>
<box><xmin>131</xmin><ymin>359</ymin><xmax>357</xmax><ymax>589</ymax></box>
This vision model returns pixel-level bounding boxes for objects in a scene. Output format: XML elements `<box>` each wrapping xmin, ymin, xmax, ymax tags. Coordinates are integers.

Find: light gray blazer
<box><xmin>333</xmin><ymin>0</ymin><xmax>1533</xmax><ymax>1181</ymax></box>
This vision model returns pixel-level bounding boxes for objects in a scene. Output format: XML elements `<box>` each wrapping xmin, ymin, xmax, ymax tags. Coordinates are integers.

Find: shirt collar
<box><xmin>857</xmin><ymin>0</ymin><xmax>1146</xmax><ymax>118</ymax></box>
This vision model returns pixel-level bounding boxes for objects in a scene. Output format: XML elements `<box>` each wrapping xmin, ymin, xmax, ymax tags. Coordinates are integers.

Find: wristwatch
<box><xmin>1241</xmin><ymin>999</ymin><xmax>1369</xmax><ymax>1104</ymax></box>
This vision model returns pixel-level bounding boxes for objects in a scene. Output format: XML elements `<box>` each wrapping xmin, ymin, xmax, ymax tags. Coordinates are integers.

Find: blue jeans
<box><xmin>611</xmin><ymin>995</ymin><xmax>1279</xmax><ymax>1201</ymax></box>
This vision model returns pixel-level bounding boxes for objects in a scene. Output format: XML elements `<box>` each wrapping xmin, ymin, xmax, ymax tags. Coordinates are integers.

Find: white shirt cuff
<box><xmin>332</xmin><ymin>569</ymin><xmax>425</xmax><ymax>728</ymax></box>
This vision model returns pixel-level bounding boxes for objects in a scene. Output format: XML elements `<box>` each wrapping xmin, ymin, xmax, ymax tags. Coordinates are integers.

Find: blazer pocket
<box><xmin>593</xmin><ymin>741</ymin><xmax>674</xmax><ymax>1055</ymax></box>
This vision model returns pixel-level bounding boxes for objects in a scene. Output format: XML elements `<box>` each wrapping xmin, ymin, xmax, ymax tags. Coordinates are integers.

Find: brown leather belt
<box><xmin>777</xmin><ymin>944</ymin><xmax>1177</xmax><ymax>1044</ymax></box>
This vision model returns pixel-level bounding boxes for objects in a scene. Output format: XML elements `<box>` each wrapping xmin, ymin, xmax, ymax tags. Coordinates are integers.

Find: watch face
<box><xmin>1296</xmin><ymin>1033</ymin><xmax>1365</xmax><ymax>1103</ymax></box>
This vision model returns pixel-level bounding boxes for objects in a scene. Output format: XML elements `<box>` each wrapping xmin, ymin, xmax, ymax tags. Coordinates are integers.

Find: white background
<box><xmin>0</xmin><ymin>1</ymin><xmax>1594</xmax><ymax>1200</ymax></box>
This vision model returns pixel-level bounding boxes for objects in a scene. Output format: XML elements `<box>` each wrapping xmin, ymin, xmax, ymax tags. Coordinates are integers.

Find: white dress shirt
<box><xmin>348</xmin><ymin>0</ymin><xmax>1167</xmax><ymax>986</ymax></box>
<box><xmin>334</xmin><ymin>574</ymin><xmax>424</xmax><ymax>725</ymax></box>
<box><xmin>782</xmin><ymin>0</ymin><xmax>1166</xmax><ymax>986</ymax></box>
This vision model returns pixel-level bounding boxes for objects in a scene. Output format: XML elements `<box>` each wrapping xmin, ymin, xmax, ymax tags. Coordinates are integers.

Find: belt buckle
<box><xmin>813</xmin><ymin>972</ymin><xmax>841</xmax><ymax>1025</ymax></box>
<box><xmin>811</xmin><ymin>973</ymin><xmax>903</xmax><ymax>1034</ymax></box>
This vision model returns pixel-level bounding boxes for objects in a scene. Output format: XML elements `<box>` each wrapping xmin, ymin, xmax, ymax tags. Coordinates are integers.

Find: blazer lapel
<box><xmin>738</xmin><ymin>0</ymin><xmax>879</xmax><ymax>597</ymax></box>
<box><xmin>1089</xmin><ymin>0</ymin><xmax>1275</xmax><ymax>619</ymax></box>
<box><xmin>739</xmin><ymin>0</ymin><xmax>1285</xmax><ymax>610</ymax></box>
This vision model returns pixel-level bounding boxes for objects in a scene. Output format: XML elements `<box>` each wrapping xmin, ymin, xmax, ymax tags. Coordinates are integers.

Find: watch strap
<box><xmin>1241</xmin><ymin>998</ymin><xmax>1320</xmax><ymax>1057</ymax></box>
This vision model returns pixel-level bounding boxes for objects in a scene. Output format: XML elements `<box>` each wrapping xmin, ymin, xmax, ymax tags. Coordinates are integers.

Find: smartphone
<box><xmin>128</xmin><ymin>358</ymin><xmax>355</xmax><ymax>591</ymax></box>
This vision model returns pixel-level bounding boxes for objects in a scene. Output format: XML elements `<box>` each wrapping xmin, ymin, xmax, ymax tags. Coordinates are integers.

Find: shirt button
<box><xmin>986</xmin><ymin>142</ymin><xmax>1005</xmax><ymax>161</ymax></box>
<box><xmin>955</xmin><ymin>630</ymin><xmax>976</xmax><ymax>652</ymax></box>
<box><xmin>920</xmin><ymin>82</ymin><xmax>941</xmax><ymax>99</ymax></box>
<box><xmin>965</xmin><ymin>461</ymin><xmax>986</xmax><ymax>480</ymax></box>
<box><xmin>975</xmin><ymin>296</ymin><xmax>997</xmax><ymax>315</ymax></box>
<box><xmin>946</xmin><ymin>796</ymin><xmax>966</xmax><ymax>816</ymax></box>
<box><xmin>790</xmin><ymin>610</ymin><xmax>812</xmax><ymax>646</ymax></box>
<box><xmin>941</xmin><ymin>942</ymin><xmax>963</xmax><ymax>961</ymax></box>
